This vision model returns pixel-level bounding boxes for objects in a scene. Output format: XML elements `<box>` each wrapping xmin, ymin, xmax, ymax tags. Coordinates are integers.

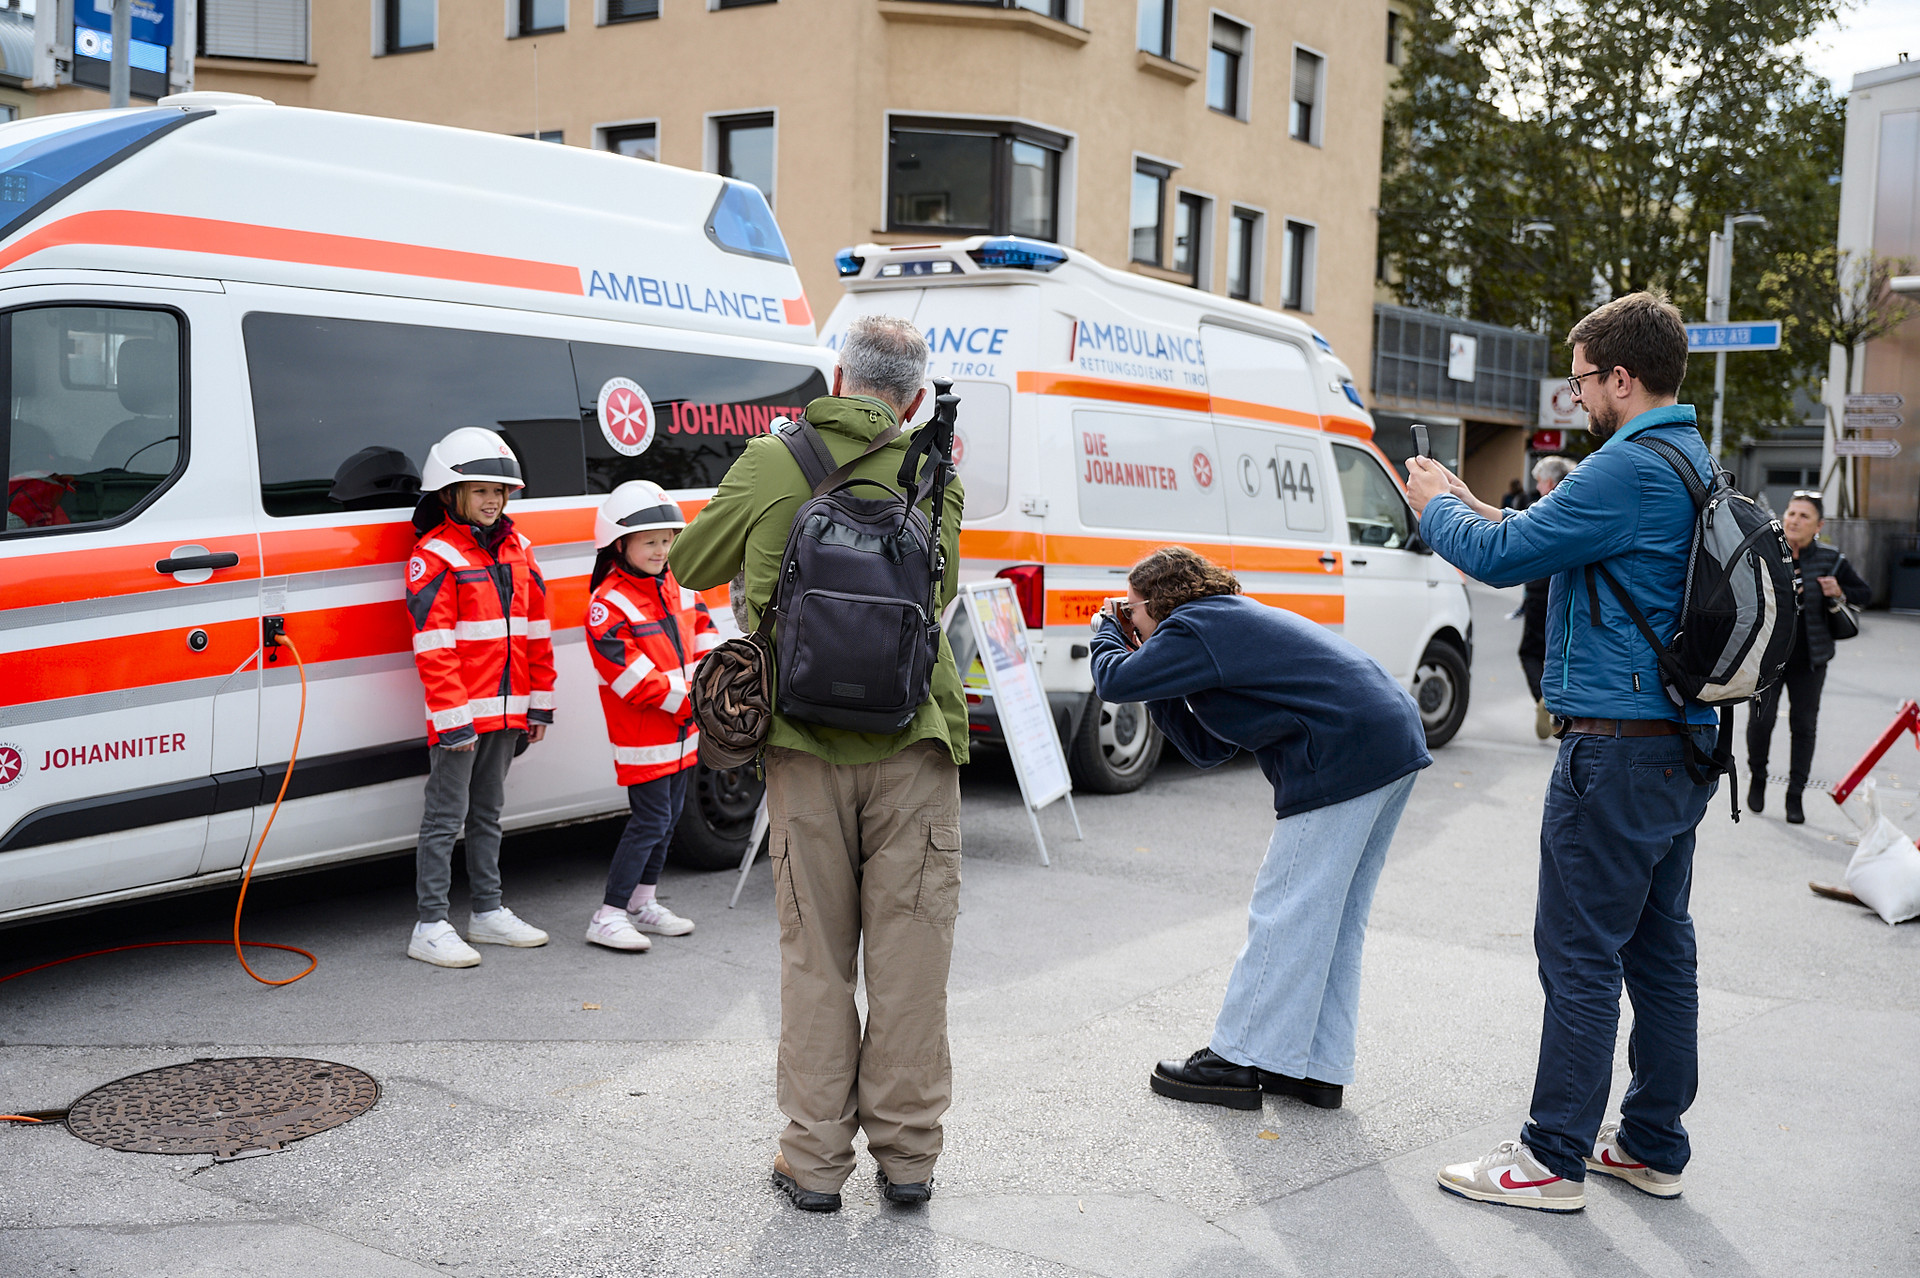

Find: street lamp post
<box><xmin>1706</xmin><ymin>211</ymin><xmax>1768</xmax><ymax>459</ymax></box>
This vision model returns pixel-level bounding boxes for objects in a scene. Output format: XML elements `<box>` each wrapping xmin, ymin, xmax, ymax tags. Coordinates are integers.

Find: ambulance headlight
<box><xmin>835</xmin><ymin>248</ymin><xmax>864</xmax><ymax>277</ymax></box>
<box><xmin>967</xmin><ymin>238</ymin><xmax>1068</xmax><ymax>272</ymax></box>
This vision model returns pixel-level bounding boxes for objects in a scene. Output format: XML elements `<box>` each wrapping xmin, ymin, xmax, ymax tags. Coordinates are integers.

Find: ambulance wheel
<box><xmin>670</xmin><ymin>762</ymin><xmax>766</xmax><ymax>872</ymax></box>
<box><xmin>1068</xmin><ymin>695</ymin><xmax>1164</xmax><ymax>794</ymax></box>
<box><xmin>1414</xmin><ymin>640</ymin><xmax>1470</xmax><ymax>748</ymax></box>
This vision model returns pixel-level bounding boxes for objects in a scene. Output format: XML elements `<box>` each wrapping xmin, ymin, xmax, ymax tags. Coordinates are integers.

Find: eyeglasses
<box><xmin>1565</xmin><ymin>368</ymin><xmax>1612</xmax><ymax>398</ymax></box>
<box><xmin>1791</xmin><ymin>490</ymin><xmax>1824</xmax><ymax>501</ymax></box>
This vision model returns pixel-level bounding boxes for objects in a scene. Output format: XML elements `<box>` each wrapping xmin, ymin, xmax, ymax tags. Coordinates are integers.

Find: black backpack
<box><xmin>759</xmin><ymin>386</ymin><xmax>958</xmax><ymax>735</ymax></box>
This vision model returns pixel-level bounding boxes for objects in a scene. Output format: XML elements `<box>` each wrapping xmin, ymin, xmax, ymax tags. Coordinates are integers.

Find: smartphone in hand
<box><xmin>1412</xmin><ymin>423</ymin><xmax>1431</xmax><ymax>460</ymax></box>
<box><xmin>1105</xmin><ymin>597</ymin><xmax>1141</xmax><ymax>649</ymax></box>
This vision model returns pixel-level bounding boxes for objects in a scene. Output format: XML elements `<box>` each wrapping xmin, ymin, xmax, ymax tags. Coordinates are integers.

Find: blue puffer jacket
<box><xmin>1418</xmin><ymin>404</ymin><xmax>1717</xmax><ymax>725</ymax></box>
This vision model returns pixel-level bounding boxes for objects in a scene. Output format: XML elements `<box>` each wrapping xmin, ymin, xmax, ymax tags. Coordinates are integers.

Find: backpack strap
<box><xmin>775</xmin><ymin>415</ymin><xmax>903</xmax><ymax>499</ymax></box>
<box><xmin>1631</xmin><ymin>434</ymin><xmax>1712</xmax><ymax>510</ymax></box>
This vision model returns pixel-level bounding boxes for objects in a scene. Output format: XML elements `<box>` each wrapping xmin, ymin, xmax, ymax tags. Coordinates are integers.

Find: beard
<box><xmin>1586</xmin><ymin>398</ymin><xmax>1622</xmax><ymax>441</ymax></box>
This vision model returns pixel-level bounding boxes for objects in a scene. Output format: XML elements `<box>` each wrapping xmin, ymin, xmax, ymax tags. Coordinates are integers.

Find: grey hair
<box><xmin>838</xmin><ymin>315</ymin><xmax>928</xmax><ymax>408</ymax></box>
<box><xmin>1531</xmin><ymin>455</ymin><xmax>1574</xmax><ymax>486</ymax></box>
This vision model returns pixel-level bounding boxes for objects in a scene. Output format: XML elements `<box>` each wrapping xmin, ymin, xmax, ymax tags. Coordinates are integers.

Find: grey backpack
<box><xmin>761</xmin><ymin>387</ymin><xmax>957</xmax><ymax>734</ymax></box>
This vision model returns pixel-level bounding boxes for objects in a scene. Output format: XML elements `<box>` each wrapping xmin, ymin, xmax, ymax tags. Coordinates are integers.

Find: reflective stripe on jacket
<box><xmin>588</xmin><ymin>563</ymin><xmax>717</xmax><ymax>785</ymax></box>
<box><xmin>407</xmin><ymin>515</ymin><xmax>557</xmax><ymax>746</ymax></box>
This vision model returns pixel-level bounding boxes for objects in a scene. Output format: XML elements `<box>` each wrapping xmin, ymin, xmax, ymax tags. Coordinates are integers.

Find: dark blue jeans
<box><xmin>1522</xmin><ymin>726</ymin><xmax>1716</xmax><ymax>1180</ymax></box>
<box><xmin>604</xmin><ymin>770</ymin><xmax>689</xmax><ymax>908</ymax></box>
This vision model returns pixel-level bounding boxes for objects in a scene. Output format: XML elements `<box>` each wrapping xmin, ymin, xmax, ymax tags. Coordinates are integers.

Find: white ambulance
<box><xmin>0</xmin><ymin>96</ymin><xmax>832</xmax><ymax>924</ymax></box>
<box><xmin>823</xmin><ymin>236</ymin><xmax>1473</xmax><ymax>792</ymax></box>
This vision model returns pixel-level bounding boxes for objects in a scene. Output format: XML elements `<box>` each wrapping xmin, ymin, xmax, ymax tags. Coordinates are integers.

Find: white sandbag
<box><xmin>1844</xmin><ymin>814</ymin><xmax>1920</xmax><ymax>925</ymax></box>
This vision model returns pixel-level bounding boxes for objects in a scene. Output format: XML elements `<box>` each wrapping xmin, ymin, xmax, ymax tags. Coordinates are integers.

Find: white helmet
<box><xmin>594</xmin><ymin>480</ymin><xmax>686</xmax><ymax>549</ymax></box>
<box><xmin>422</xmin><ymin>427</ymin><xmax>525</xmax><ymax>493</ymax></box>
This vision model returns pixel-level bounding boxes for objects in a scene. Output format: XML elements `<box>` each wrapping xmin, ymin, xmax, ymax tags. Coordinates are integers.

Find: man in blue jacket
<box><xmin>1407</xmin><ymin>292</ymin><xmax>1718</xmax><ymax>1212</ymax></box>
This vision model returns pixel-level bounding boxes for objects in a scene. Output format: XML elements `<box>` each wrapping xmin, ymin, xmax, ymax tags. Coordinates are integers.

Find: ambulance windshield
<box><xmin>0</xmin><ymin>108</ymin><xmax>207</xmax><ymax>242</ymax></box>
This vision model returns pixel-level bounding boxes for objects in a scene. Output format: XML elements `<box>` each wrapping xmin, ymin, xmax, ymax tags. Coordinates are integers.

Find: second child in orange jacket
<box><xmin>583</xmin><ymin>481</ymin><xmax>719</xmax><ymax>952</ymax></box>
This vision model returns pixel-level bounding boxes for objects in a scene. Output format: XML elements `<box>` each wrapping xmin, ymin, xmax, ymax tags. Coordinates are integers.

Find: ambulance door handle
<box><xmin>155</xmin><ymin>551</ymin><xmax>240</xmax><ymax>575</ymax></box>
<box><xmin>1317</xmin><ymin>553</ymin><xmax>1338</xmax><ymax>568</ymax></box>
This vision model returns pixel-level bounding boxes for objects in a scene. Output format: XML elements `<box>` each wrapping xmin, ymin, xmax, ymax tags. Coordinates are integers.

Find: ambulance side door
<box><xmin>0</xmin><ymin>285</ymin><xmax>262</xmax><ymax>914</ymax></box>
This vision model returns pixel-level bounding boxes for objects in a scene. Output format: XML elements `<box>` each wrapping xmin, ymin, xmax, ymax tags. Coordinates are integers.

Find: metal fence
<box><xmin>1370</xmin><ymin>304</ymin><xmax>1549</xmax><ymax>427</ymax></box>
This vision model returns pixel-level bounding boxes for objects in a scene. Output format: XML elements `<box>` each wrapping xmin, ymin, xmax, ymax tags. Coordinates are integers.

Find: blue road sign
<box><xmin>1685</xmin><ymin>321</ymin><xmax>1782</xmax><ymax>352</ymax></box>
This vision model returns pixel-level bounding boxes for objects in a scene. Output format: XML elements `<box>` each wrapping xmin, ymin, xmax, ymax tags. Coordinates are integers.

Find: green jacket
<box><xmin>670</xmin><ymin>394</ymin><xmax>969</xmax><ymax>767</ymax></box>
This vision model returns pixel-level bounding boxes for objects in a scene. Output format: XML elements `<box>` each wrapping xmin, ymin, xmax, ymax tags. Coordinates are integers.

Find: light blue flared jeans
<box><xmin>1210</xmin><ymin>771</ymin><xmax>1418</xmax><ymax>1085</ymax></box>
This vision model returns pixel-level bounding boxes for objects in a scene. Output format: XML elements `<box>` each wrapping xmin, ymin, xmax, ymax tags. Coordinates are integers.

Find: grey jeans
<box><xmin>415</xmin><ymin>730</ymin><xmax>519</xmax><ymax>924</ymax></box>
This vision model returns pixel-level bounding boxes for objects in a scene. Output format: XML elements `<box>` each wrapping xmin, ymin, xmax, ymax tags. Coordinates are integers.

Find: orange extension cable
<box><xmin>0</xmin><ymin>634</ymin><xmax>317</xmax><ymax>1048</ymax></box>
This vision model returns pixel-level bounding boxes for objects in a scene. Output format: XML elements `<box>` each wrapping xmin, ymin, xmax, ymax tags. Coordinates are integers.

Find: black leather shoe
<box><xmin>877</xmin><ymin>1168</ymin><xmax>934</xmax><ymax>1204</ymax></box>
<box><xmin>771</xmin><ymin>1165</ymin><xmax>841</xmax><ymax>1213</ymax></box>
<box><xmin>1747</xmin><ymin>775</ymin><xmax>1765</xmax><ymax>814</ymax></box>
<box><xmin>1785</xmin><ymin>790</ymin><xmax>1805</xmax><ymax>824</ymax></box>
<box><xmin>1257</xmin><ymin>1071</ymin><xmax>1344</xmax><ymax>1109</ymax></box>
<box><xmin>1150</xmin><ymin>1048</ymin><xmax>1262</xmax><ymax>1110</ymax></box>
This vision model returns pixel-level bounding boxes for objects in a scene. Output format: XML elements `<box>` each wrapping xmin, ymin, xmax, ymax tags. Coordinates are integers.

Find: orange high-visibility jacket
<box><xmin>587</xmin><ymin>563</ymin><xmax>719</xmax><ymax>785</ymax></box>
<box><xmin>406</xmin><ymin>515</ymin><xmax>557</xmax><ymax>747</ymax></box>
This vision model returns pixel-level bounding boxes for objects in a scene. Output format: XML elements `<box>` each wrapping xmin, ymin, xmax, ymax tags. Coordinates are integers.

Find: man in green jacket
<box><xmin>671</xmin><ymin>314</ymin><xmax>967</xmax><ymax>1213</ymax></box>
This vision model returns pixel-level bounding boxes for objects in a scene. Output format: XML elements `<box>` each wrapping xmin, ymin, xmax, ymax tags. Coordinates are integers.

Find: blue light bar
<box><xmin>1310</xmin><ymin>330</ymin><xmax>1333</xmax><ymax>353</ymax></box>
<box><xmin>966</xmin><ymin>237</ymin><xmax>1068</xmax><ymax>272</ymax></box>
<box><xmin>834</xmin><ymin>248</ymin><xmax>864</xmax><ymax>277</ymax></box>
<box><xmin>1343</xmin><ymin>382</ymin><xmax>1365</xmax><ymax>409</ymax></box>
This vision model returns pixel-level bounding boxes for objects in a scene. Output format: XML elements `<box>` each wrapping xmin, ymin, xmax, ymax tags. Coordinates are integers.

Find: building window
<box><xmin>517</xmin><ymin>0</ymin><xmax>566</xmax><ymax>35</ymax></box>
<box><xmin>515</xmin><ymin>130</ymin><xmax>565</xmax><ymax>143</ymax></box>
<box><xmin>1282</xmin><ymin>219</ymin><xmax>1314</xmax><ymax>310</ymax></box>
<box><xmin>1208</xmin><ymin>17</ymin><xmax>1248</xmax><ymax>119</ymax></box>
<box><xmin>1291</xmin><ymin>48</ymin><xmax>1323</xmax><ymax>143</ymax></box>
<box><xmin>714</xmin><ymin>0</ymin><xmax>775</xmax><ymax>8</ymax></box>
<box><xmin>382</xmin><ymin>0</ymin><xmax>435</xmax><ymax>53</ymax></box>
<box><xmin>716</xmin><ymin>113</ymin><xmax>776</xmax><ymax>203</ymax></box>
<box><xmin>1137</xmin><ymin>0</ymin><xmax>1173</xmax><ymax>57</ymax></box>
<box><xmin>1012</xmin><ymin>0</ymin><xmax>1068</xmax><ymax>17</ymax></box>
<box><xmin>601</xmin><ymin>122</ymin><xmax>657</xmax><ymax>160</ymax></box>
<box><xmin>201</xmin><ymin>0</ymin><xmax>310</xmax><ymax>62</ymax></box>
<box><xmin>1131</xmin><ymin>160</ymin><xmax>1171</xmax><ymax>265</ymax></box>
<box><xmin>1227</xmin><ymin>207</ymin><xmax>1261</xmax><ymax>300</ymax></box>
<box><xmin>886</xmin><ymin>118</ymin><xmax>1066</xmax><ymax>241</ymax></box>
<box><xmin>604</xmin><ymin>0</ymin><xmax>659</xmax><ymax>20</ymax></box>
<box><xmin>1172</xmin><ymin>192</ymin><xmax>1209</xmax><ymax>287</ymax></box>
<box><xmin>1385</xmin><ymin>10</ymin><xmax>1402</xmax><ymax>65</ymax></box>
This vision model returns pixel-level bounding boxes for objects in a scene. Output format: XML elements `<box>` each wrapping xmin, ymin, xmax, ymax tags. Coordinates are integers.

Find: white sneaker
<box><xmin>1437</xmin><ymin>1139</ymin><xmax>1585</xmax><ymax>1212</ymax></box>
<box><xmin>408</xmin><ymin>920</ymin><xmax>481</xmax><ymax>968</ymax></box>
<box><xmin>629</xmin><ymin>900</ymin><xmax>695</xmax><ymax>936</ymax></box>
<box><xmin>1586</xmin><ymin>1123</ymin><xmax>1683</xmax><ymax>1198</ymax></box>
<box><xmin>468</xmin><ymin>906</ymin><xmax>549</xmax><ymax>947</ymax></box>
<box><xmin>585</xmin><ymin>907</ymin><xmax>652</xmax><ymax>952</ymax></box>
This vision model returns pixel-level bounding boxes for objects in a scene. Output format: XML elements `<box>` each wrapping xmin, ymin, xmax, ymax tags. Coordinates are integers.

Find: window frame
<box><xmin>1136</xmin><ymin>0</ymin><xmax>1175</xmax><ymax>58</ymax></box>
<box><xmin>1130</xmin><ymin>156</ymin><xmax>1174</xmax><ymax>267</ymax></box>
<box><xmin>711</xmin><ymin>0</ymin><xmax>776</xmax><ymax>9</ymax></box>
<box><xmin>0</xmin><ymin>301</ymin><xmax>192</xmax><ymax>542</ymax></box>
<box><xmin>1290</xmin><ymin>44</ymin><xmax>1325</xmax><ymax>145</ymax></box>
<box><xmin>599</xmin><ymin>0</ymin><xmax>660</xmax><ymax>21</ymax></box>
<box><xmin>597</xmin><ymin>119</ymin><xmax>660</xmax><ymax>160</ymax></box>
<box><xmin>709</xmin><ymin>110</ymin><xmax>778</xmax><ymax>206</ymax></box>
<box><xmin>1281</xmin><ymin>218</ymin><xmax>1316</xmax><ymax>312</ymax></box>
<box><xmin>1385</xmin><ymin>9</ymin><xmax>1402</xmax><ymax>65</ymax></box>
<box><xmin>378</xmin><ymin>0</ymin><xmax>436</xmax><ymax>55</ymax></box>
<box><xmin>1172</xmin><ymin>189</ymin><xmax>1212</xmax><ymax>289</ymax></box>
<box><xmin>1226</xmin><ymin>204</ymin><xmax>1264</xmax><ymax>302</ymax></box>
<box><xmin>884</xmin><ymin>114</ymin><xmax>1070</xmax><ymax>242</ymax></box>
<box><xmin>513</xmin><ymin>0</ymin><xmax>568</xmax><ymax>36</ymax></box>
<box><xmin>1207</xmin><ymin>12</ymin><xmax>1251</xmax><ymax>121</ymax></box>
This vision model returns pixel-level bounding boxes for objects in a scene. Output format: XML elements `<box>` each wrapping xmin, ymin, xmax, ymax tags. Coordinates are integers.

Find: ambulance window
<box><xmin>1330</xmin><ymin>442</ymin><xmax>1413</xmax><ymax>549</ymax></box>
<box><xmin>949</xmin><ymin>379</ymin><xmax>1009</xmax><ymax>519</ymax></box>
<box><xmin>571</xmin><ymin>341</ymin><xmax>827</xmax><ymax>492</ymax></box>
<box><xmin>3</xmin><ymin>305</ymin><xmax>183</xmax><ymax>535</ymax></box>
<box><xmin>245</xmin><ymin>314</ymin><xmax>586</xmax><ymax>517</ymax></box>
<box><xmin>1199</xmin><ymin>325</ymin><xmax>1319</xmax><ymax>415</ymax></box>
<box><xmin>1073</xmin><ymin>408</ymin><xmax>1227</xmax><ymax>535</ymax></box>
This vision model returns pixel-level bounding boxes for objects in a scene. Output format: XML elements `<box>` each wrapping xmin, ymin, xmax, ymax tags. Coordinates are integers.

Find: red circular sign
<box><xmin>950</xmin><ymin>430</ymin><xmax>968</xmax><ymax>468</ymax></box>
<box><xmin>0</xmin><ymin>744</ymin><xmax>22</xmax><ymax>790</ymax></box>
<box><xmin>596</xmin><ymin>378</ymin><xmax>657</xmax><ymax>457</ymax></box>
<box><xmin>1191</xmin><ymin>450</ymin><xmax>1215</xmax><ymax>490</ymax></box>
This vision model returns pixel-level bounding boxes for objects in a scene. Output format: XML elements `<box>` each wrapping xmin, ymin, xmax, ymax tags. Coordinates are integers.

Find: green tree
<box><xmin>1381</xmin><ymin>0</ymin><xmax>1848</xmax><ymax>441</ymax></box>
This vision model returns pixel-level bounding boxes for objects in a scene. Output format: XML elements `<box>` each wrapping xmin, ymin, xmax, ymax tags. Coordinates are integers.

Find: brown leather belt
<box><xmin>1558</xmin><ymin>717</ymin><xmax>1686</xmax><ymax>738</ymax></box>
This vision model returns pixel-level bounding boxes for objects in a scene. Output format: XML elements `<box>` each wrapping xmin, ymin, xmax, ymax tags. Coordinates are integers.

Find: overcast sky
<box><xmin>1796</xmin><ymin>0</ymin><xmax>1920</xmax><ymax>90</ymax></box>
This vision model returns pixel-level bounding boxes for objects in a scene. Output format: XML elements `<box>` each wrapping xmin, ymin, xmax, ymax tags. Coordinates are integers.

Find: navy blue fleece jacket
<box><xmin>1089</xmin><ymin>594</ymin><xmax>1430</xmax><ymax>819</ymax></box>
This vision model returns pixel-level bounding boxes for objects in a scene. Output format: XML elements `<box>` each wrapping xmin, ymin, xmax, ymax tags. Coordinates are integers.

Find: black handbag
<box><xmin>1824</xmin><ymin>553</ymin><xmax>1861</xmax><ymax>641</ymax></box>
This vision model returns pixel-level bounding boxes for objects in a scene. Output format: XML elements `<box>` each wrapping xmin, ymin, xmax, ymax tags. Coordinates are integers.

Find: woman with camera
<box><xmin>1746</xmin><ymin>491</ymin><xmax>1871</xmax><ymax>824</ymax></box>
<box><xmin>1089</xmin><ymin>547</ymin><xmax>1430</xmax><ymax>1112</ymax></box>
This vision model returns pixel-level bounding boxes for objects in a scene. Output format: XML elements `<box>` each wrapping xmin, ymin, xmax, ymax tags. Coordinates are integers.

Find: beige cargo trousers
<box><xmin>765</xmin><ymin>741</ymin><xmax>963</xmax><ymax>1192</ymax></box>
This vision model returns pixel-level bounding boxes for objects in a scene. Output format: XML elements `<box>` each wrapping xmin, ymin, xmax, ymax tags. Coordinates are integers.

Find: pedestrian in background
<box><xmin>403</xmin><ymin>428</ymin><xmax>555</xmax><ymax>968</ymax></box>
<box><xmin>1088</xmin><ymin>547</ymin><xmax>1428</xmax><ymax>1114</ymax></box>
<box><xmin>671</xmin><ymin>316</ymin><xmax>966</xmax><ymax>1214</ymax></box>
<box><xmin>1746</xmin><ymin>491</ymin><xmax>1870</xmax><ymax>823</ymax></box>
<box><xmin>582</xmin><ymin>481</ymin><xmax>718</xmax><ymax>952</ymax></box>
<box><xmin>1517</xmin><ymin>455</ymin><xmax>1575</xmax><ymax>739</ymax></box>
<box><xmin>1407</xmin><ymin>291</ymin><xmax>1717</xmax><ymax>1212</ymax></box>
<box><xmin>1501</xmin><ymin>478</ymin><xmax>1527</xmax><ymax>511</ymax></box>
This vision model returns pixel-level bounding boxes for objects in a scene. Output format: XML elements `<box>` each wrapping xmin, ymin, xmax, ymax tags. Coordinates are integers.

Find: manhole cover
<box><xmin>65</xmin><ymin>1057</ymin><xmax>378</xmax><ymax>1158</ymax></box>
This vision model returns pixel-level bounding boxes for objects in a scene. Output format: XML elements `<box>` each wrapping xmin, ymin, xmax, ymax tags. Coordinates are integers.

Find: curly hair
<box><xmin>1128</xmin><ymin>546</ymin><xmax>1241</xmax><ymax>622</ymax></box>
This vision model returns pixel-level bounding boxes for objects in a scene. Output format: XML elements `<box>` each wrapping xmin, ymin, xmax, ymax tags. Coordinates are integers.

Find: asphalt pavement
<box><xmin>3</xmin><ymin>585</ymin><xmax>1918</xmax><ymax>1277</ymax></box>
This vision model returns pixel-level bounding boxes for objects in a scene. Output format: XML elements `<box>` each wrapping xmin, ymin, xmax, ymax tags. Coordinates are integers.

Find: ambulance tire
<box><xmin>1414</xmin><ymin>640</ymin><xmax>1470</xmax><ymax>749</ymax></box>
<box><xmin>669</xmin><ymin>762</ymin><xmax>767</xmax><ymax>872</ymax></box>
<box><xmin>1068</xmin><ymin>694</ymin><xmax>1165</xmax><ymax>794</ymax></box>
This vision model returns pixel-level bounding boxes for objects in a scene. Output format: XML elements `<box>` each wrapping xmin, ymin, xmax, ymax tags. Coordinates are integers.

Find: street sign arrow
<box><xmin>1834</xmin><ymin>438</ymin><xmax>1901</xmax><ymax>458</ymax></box>
<box><xmin>1685</xmin><ymin>321</ymin><xmax>1782</xmax><ymax>352</ymax></box>
<box><xmin>1845</xmin><ymin>393</ymin><xmax>1905</xmax><ymax>410</ymax></box>
<box><xmin>1843</xmin><ymin>412</ymin><xmax>1905</xmax><ymax>428</ymax></box>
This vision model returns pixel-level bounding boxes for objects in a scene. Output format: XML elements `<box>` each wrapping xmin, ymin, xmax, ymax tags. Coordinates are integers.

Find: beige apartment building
<box><xmin>22</xmin><ymin>0</ymin><xmax>1392</xmax><ymax>370</ymax></box>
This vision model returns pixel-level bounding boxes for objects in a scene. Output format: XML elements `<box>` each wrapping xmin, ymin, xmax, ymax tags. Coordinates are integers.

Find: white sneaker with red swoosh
<box><xmin>1437</xmin><ymin>1139</ymin><xmax>1585</xmax><ymax>1212</ymax></box>
<box><xmin>1585</xmin><ymin>1123</ymin><xmax>1683</xmax><ymax>1198</ymax></box>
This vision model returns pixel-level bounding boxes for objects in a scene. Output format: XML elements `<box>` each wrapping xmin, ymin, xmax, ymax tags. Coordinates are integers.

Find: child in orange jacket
<box><xmin>403</xmin><ymin>428</ymin><xmax>556</xmax><ymax>968</ymax></box>
<box><xmin>584</xmin><ymin>481</ymin><xmax>719</xmax><ymax>952</ymax></box>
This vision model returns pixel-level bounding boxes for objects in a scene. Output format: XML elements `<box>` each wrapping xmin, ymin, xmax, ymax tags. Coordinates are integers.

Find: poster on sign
<box><xmin>963</xmin><ymin>580</ymin><xmax>1080</xmax><ymax>865</ymax></box>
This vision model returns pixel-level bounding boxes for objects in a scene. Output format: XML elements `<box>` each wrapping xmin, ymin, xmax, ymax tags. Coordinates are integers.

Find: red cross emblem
<box><xmin>0</xmin><ymin>744</ymin><xmax>22</xmax><ymax>789</ymax></box>
<box><xmin>596</xmin><ymin>378</ymin><xmax>657</xmax><ymax>457</ymax></box>
<box><xmin>1191</xmin><ymin>450</ymin><xmax>1215</xmax><ymax>490</ymax></box>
